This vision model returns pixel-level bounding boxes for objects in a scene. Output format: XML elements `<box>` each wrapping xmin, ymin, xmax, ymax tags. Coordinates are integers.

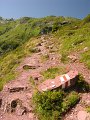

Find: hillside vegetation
<box><xmin>0</xmin><ymin>15</ymin><xmax>90</xmax><ymax>90</ymax></box>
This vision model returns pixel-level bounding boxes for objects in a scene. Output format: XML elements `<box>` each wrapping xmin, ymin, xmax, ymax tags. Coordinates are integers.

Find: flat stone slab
<box><xmin>38</xmin><ymin>70</ymin><xmax>78</xmax><ymax>92</ymax></box>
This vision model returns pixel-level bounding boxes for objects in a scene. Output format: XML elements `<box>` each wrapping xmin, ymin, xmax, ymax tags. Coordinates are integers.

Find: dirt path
<box><xmin>0</xmin><ymin>35</ymin><xmax>62</xmax><ymax>120</ymax></box>
<box><xmin>0</xmin><ymin>35</ymin><xmax>90</xmax><ymax>120</ymax></box>
<box><xmin>63</xmin><ymin>93</ymin><xmax>90</xmax><ymax>120</ymax></box>
<box><xmin>63</xmin><ymin>53</ymin><xmax>90</xmax><ymax>120</ymax></box>
<box><xmin>66</xmin><ymin>52</ymin><xmax>90</xmax><ymax>84</ymax></box>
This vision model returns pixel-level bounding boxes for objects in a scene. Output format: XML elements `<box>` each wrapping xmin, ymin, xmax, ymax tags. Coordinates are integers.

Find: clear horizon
<box><xmin>0</xmin><ymin>0</ymin><xmax>90</xmax><ymax>19</ymax></box>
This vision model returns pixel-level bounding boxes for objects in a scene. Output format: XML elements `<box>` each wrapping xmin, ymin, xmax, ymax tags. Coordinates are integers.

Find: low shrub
<box><xmin>33</xmin><ymin>90</ymin><xmax>64</xmax><ymax>120</ymax></box>
<box><xmin>33</xmin><ymin>90</ymin><xmax>80</xmax><ymax>120</ymax></box>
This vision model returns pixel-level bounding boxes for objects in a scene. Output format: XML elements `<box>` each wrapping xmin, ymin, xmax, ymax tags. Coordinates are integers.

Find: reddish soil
<box><xmin>0</xmin><ymin>35</ymin><xmax>90</xmax><ymax>120</ymax></box>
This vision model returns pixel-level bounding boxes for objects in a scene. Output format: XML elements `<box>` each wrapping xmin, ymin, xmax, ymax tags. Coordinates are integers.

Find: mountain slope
<box><xmin>0</xmin><ymin>34</ymin><xmax>90</xmax><ymax>120</ymax></box>
<box><xmin>0</xmin><ymin>15</ymin><xmax>90</xmax><ymax>89</ymax></box>
<box><xmin>0</xmin><ymin>15</ymin><xmax>90</xmax><ymax>120</ymax></box>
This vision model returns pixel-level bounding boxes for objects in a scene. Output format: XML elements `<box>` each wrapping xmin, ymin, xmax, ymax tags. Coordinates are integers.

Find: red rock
<box><xmin>38</xmin><ymin>70</ymin><xmax>78</xmax><ymax>92</ymax></box>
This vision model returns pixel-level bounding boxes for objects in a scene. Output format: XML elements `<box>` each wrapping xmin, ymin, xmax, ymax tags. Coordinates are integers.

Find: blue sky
<box><xmin>0</xmin><ymin>0</ymin><xmax>90</xmax><ymax>19</ymax></box>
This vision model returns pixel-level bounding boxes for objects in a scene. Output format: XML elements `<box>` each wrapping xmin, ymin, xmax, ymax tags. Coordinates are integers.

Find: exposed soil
<box><xmin>0</xmin><ymin>35</ymin><xmax>90</xmax><ymax>120</ymax></box>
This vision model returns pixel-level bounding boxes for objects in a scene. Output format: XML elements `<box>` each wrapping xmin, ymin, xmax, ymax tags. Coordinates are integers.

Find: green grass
<box><xmin>51</xmin><ymin>17</ymin><xmax>90</xmax><ymax>68</ymax></box>
<box><xmin>41</xmin><ymin>67</ymin><xmax>66</xmax><ymax>79</ymax></box>
<box><xmin>80</xmin><ymin>51</ymin><xmax>90</xmax><ymax>69</ymax></box>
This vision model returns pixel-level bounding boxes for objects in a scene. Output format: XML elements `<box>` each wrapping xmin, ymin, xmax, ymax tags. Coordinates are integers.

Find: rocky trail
<box><xmin>0</xmin><ymin>35</ymin><xmax>90</xmax><ymax>120</ymax></box>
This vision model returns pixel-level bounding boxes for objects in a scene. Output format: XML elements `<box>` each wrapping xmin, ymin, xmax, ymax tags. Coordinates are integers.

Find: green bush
<box><xmin>33</xmin><ymin>90</ymin><xmax>64</xmax><ymax>120</ymax></box>
<box><xmin>33</xmin><ymin>90</ymin><xmax>80</xmax><ymax>120</ymax></box>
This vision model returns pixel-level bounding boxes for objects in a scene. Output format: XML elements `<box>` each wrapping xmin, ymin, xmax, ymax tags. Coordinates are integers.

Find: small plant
<box><xmin>33</xmin><ymin>90</ymin><xmax>64</xmax><ymax>120</ymax></box>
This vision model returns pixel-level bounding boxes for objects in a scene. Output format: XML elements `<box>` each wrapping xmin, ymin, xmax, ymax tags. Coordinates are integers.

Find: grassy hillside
<box><xmin>0</xmin><ymin>15</ymin><xmax>90</xmax><ymax>91</ymax></box>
